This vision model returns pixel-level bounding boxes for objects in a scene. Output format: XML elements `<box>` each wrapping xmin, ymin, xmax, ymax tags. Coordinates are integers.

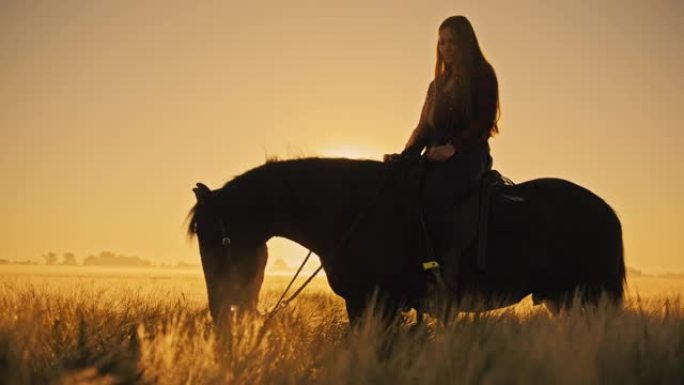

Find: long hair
<box><xmin>434</xmin><ymin>16</ymin><xmax>500</xmax><ymax>135</ymax></box>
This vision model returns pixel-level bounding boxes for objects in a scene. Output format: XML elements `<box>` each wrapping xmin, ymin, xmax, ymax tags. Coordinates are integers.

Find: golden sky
<box><xmin>1</xmin><ymin>0</ymin><xmax>682</xmax><ymax>272</ymax></box>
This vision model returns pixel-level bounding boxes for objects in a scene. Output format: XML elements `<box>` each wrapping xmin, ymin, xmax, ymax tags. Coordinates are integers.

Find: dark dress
<box><xmin>403</xmin><ymin>63</ymin><xmax>498</xmax><ymax>252</ymax></box>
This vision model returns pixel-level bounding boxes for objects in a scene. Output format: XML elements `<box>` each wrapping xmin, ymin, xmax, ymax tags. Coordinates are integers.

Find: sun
<box><xmin>320</xmin><ymin>146</ymin><xmax>380</xmax><ymax>160</ymax></box>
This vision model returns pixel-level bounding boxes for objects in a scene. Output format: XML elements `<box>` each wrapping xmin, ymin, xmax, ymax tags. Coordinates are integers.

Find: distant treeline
<box><xmin>34</xmin><ymin>251</ymin><xmax>152</xmax><ymax>266</ymax></box>
<box><xmin>0</xmin><ymin>251</ymin><xmax>198</xmax><ymax>269</ymax></box>
<box><xmin>627</xmin><ymin>266</ymin><xmax>684</xmax><ymax>279</ymax></box>
<box><xmin>0</xmin><ymin>252</ymin><xmax>293</xmax><ymax>271</ymax></box>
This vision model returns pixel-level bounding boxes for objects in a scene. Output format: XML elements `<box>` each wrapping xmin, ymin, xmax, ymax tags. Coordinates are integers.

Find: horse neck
<box><xmin>259</xmin><ymin>159</ymin><xmax>383</xmax><ymax>261</ymax></box>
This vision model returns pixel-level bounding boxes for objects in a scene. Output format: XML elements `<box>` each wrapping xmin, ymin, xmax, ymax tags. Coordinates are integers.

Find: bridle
<box><xmin>217</xmin><ymin>217</ymin><xmax>232</xmax><ymax>248</ymax></box>
<box><xmin>215</xmin><ymin>214</ymin><xmax>322</xmax><ymax>321</ymax></box>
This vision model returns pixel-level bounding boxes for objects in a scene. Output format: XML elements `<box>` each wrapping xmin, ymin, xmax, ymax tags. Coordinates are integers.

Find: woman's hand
<box><xmin>426</xmin><ymin>144</ymin><xmax>456</xmax><ymax>161</ymax></box>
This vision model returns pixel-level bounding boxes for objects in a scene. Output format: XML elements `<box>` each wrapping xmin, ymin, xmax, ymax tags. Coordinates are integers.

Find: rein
<box><xmin>263</xmin><ymin>250</ymin><xmax>322</xmax><ymax>322</ymax></box>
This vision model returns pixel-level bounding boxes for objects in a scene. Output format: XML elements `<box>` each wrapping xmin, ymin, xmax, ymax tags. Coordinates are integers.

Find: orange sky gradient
<box><xmin>1</xmin><ymin>0</ymin><xmax>682</xmax><ymax>273</ymax></box>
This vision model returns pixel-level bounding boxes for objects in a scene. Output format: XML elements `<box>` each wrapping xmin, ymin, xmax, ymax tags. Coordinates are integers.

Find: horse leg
<box><xmin>345</xmin><ymin>293</ymin><xmax>406</xmax><ymax>361</ymax></box>
<box><xmin>542</xmin><ymin>299</ymin><xmax>561</xmax><ymax>316</ymax></box>
<box><xmin>533</xmin><ymin>292</ymin><xmax>563</xmax><ymax>316</ymax></box>
<box><xmin>535</xmin><ymin>287</ymin><xmax>605</xmax><ymax>316</ymax></box>
<box><xmin>579</xmin><ymin>286</ymin><xmax>602</xmax><ymax>309</ymax></box>
<box><xmin>344</xmin><ymin>291</ymin><xmax>402</xmax><ymax>327</ymax></box>
<box><xmin>345</xmin><ymin>297</ymin><xmax>366</xmax><ymax>325</ymax></box>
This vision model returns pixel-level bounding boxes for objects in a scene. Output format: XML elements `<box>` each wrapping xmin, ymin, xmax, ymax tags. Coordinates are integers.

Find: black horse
<box><xmin>187</xmin><ymin>157</ymin><xmax>625</xmax><ymax>323</ymax></box>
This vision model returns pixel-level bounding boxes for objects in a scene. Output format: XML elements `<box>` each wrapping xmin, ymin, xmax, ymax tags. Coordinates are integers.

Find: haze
<box><xmin>1</xmin><ymin>0</ymin><xmax>682</xmax><ymax>273</ymax></box>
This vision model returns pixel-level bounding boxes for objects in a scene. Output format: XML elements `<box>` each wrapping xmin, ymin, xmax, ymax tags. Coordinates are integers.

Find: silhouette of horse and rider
<box><xmin>187</xmin><ymin>16</ymin><xmax>625</xmax><ymax>325</ymax></box>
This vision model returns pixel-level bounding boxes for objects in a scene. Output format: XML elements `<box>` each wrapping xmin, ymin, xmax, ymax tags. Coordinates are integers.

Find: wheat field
<box><xmin>0</xmin><ymin>266</ymin><xmax>682</xmax><ymax>385</ymax></box>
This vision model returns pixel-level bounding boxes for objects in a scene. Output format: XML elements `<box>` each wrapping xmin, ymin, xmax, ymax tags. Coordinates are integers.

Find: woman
<box><xmin>403</xmin><ymin>15</ymin><xmax>500</xmax><ymax>260</ymax></box>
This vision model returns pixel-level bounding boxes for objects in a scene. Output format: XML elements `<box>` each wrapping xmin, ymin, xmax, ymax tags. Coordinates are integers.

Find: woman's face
<box><xmin>438</xmin><ymin>27</ymin><xmax>458</xmax><ymax>65</ymax></box>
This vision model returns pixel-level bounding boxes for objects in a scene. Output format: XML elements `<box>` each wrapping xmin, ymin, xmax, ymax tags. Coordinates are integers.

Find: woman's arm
<box><xmin>403</xmin><ymin>81</ymin><xmax>435</xmax><ymax>156</ymax></box>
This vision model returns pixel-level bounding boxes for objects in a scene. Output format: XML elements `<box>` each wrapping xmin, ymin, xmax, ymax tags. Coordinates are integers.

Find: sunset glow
<box><xmin>1</xmin><ymin>2</ymin><xmax>683</xmax><ymax>383</ymax></box>
<box><xmin>319</xmin><ymin>146</ymin><xmax>380</xmax><ymax>160</ymax></box>
<box><xmin>0</xmin><ymin>0</ymin><xmax>682</xmax><ymax>273</ymax></box>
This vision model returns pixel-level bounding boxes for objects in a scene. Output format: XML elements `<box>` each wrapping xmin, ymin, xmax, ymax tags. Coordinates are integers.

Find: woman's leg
<box><xmin>421</xmin><ymin>144</ymin><xmax>492</xmax><ymax>255</ymax></box>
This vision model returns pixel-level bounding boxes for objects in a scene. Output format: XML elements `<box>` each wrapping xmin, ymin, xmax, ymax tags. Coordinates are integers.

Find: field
<box><xmin>0</xmin><ymin>266</ymin><xmax>682</xmax><ymax>385</ymax></box>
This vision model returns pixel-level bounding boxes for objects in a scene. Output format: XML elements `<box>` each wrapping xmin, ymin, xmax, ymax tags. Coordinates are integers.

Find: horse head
<box><xmin>189</xmin><ymin>182</ymin><xmax>268</xmax><ymax>323</ymax></box>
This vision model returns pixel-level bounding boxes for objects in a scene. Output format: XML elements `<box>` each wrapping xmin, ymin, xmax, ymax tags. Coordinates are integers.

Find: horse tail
<box><xmin>578</xmin><ymin>199</ymin><xmax>626</xmax><ymax>307</ymax></box>
<box><xmin>603</xmin><ymin>205</ymin><xmax>626</xmax><ymax>304</ymax></box>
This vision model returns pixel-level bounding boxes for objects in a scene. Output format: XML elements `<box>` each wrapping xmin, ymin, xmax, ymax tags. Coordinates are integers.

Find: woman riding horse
<box><xmin>402</xmin><ymin>16</ymin><xmax>499</xmax><ymax>264</ymax></box>
<box><xmin>188</xmin><ymin>16</ymin><xmax>624</xmax><ymax>326</ymax></box>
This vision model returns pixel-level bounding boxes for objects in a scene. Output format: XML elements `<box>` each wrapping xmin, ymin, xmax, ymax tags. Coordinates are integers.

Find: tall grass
<box><xmin>0</xmin><ymin>273</ymin><xmax>682</xmax><ymax>384</ymax></box>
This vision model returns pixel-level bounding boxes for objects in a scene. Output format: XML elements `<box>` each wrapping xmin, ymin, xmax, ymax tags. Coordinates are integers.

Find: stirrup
<box><xmin>423</xmin><ymin>260</ymin><xmax>448</xmax><ymax>293</ymax></box>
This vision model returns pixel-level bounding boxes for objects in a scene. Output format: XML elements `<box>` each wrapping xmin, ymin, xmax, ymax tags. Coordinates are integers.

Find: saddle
<box><xmin>445</xmin><ymin>169</ymin><xmax>513</xmax><ymax>270</ymax></box>
<box><xmin>384</xmin><ymin>153</ymin><xmax>513</xmax><ymax>272</ymax></box>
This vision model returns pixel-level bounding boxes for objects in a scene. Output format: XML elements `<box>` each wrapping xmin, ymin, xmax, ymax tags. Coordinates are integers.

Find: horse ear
<box><xmin>193</xmin><ymin>182</ymin><xmax>211</xmax><ymax>202</ymax></box>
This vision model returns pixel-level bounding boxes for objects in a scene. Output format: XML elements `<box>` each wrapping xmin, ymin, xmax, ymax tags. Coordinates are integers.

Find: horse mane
<box><xmin>185</xmin><ymin>205</ymin><xmax>199</xmax><ymax>241</ymax></box>
<box><xmin>186</xmin><ymin>156</ymin><xmax>381</xmax><ymax>241</ymax></box>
